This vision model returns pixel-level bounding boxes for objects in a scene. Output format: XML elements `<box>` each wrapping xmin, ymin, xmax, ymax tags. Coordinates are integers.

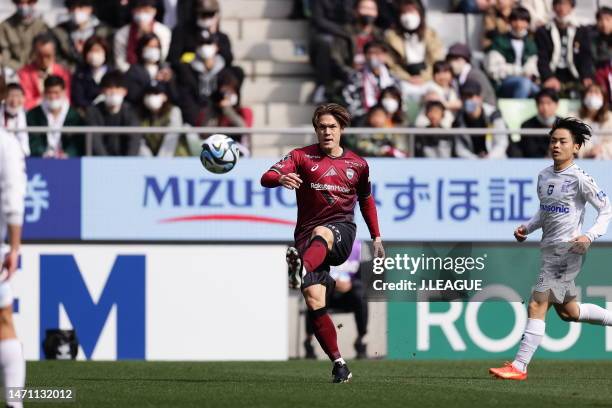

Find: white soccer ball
<box><xmin>200</xmin><ymin>134</ymin><xmax>240</xmax><ymax>174</ymax></box>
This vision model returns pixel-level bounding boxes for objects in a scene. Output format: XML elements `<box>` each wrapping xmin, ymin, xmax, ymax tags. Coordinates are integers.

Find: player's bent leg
<box><xmin>490</xmin><ymin>296</ymin><xmax>549</xmax><ymax>380</ymax></box>
<box><xmin>573</xmin><ymin>301</ymin><xmax>612</xmax><ymax>326</ymax></box>
<box><xmin>0</xmin><ymin>306</ymin><xmax>26</xmax><ymax>408</ymax></box>
<box><xmin>286</xmin><ymin>247</ymin><xmax>304</xmax><ymax>289</ymax></box>
<box><xmin>302</xmin><ymin>226</ymin><xmax>334</xmax><ymax>273</ymax></box>
<box><xmin>554</xmin><ymin>300</ymin><xmax>581</xmax><ymax>322</ymax></box>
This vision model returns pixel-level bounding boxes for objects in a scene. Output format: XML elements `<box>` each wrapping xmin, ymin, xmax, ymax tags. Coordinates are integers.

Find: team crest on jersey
<box><xmin>561</xmin><ymin>180</ymin><xmax>571</xmax><ymax>193</ymax></box>
<box><xmin>547</xmin><ymin>184</ymin><xmax>554</xmax><ymax>195</ymax></box>
<box><xmin>346</xmin><ymin>168</ymin><xmax>355</xmax><ymax>180</ymax></box>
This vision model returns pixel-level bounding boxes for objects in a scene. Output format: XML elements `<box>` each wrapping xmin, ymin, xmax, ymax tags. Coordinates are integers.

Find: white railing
<box><xmin>10</xmin><ymin>126</ymin><xmax>612</xmax><ymax>156</ymax></box>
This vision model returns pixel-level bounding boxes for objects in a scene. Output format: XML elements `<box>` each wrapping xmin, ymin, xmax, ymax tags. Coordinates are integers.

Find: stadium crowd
<box><xmin>0</xmin><ymin>0</ymin><xmax>610</xmax><ymax>158</ymax></box>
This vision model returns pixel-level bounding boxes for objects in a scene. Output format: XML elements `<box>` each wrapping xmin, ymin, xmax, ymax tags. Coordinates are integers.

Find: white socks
<box><xmin>513</xmin><ymin>318</ymin><xmax>545</xmax><ymax>373</ymax></box>
<box><xmin>578</xmin><ymin>303</ymin><xmax>612</xmax><ymax>326</ymax></box>
<box><xmin>333</xmin><ymin>357</ymin><xmax>346</xmax><ymax>365</ymax></box>
<box><xmin>0</xmin><ymin>338</ymin><xmax>25</xmax><ymax>408</ymax></box>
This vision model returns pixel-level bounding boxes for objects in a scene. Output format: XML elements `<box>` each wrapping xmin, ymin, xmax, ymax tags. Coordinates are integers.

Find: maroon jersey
<box><xmin>269</xmin><ymin>144</ymin><xmax>372</xmax><ymax>248</ymax></box>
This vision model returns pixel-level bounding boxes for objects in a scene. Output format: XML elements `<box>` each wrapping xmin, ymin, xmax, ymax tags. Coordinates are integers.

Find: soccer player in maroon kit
<box><xmin>261</xmin><ymin>103</ymin><xmax>385</xmax><ymax>383</ymax></box>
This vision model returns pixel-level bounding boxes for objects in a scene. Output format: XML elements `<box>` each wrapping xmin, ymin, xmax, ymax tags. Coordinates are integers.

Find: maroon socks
<box><xmin>302</xmin><ymin>236</ymin><xmax>329</xmax><ymax>273</ymax></box>
<box><xmin>308</xmin><ymin>308</ymin><xmax>341</xmax><ymax>361</ymax></box>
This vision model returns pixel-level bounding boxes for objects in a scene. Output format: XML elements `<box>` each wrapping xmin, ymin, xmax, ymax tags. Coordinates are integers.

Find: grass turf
<box><xmin>22</xmin><ymin>360</ymin><xmax>612</xmax><ymax>408</ymax></box>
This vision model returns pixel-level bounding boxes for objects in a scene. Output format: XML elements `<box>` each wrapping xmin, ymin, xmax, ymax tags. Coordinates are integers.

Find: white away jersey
<box><xmin>0</xmin><ymin>130</ymin><xmax>26</xmax><ymax>252</ymax></box>
<box><xmin>526</xmin><ymin>163</ymin><xmax>612</xmax><ymax>246</ymax></box>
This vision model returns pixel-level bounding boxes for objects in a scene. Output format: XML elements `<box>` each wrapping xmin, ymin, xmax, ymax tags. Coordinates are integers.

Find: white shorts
<box><xmin>533</xmin><ymin>246</ymin><xmax>582</xmax><ymax>304</ymax></box>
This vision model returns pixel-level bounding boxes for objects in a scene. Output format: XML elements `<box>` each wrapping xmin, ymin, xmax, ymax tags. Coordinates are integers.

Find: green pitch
<box><xmin>25</xmin><ymin>360</ymin><xmax>612</xmax><ymax>407</ymax></box>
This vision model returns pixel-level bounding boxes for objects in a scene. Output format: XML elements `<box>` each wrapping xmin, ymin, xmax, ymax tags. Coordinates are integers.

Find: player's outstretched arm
<box><xmin>261</xmin><ymin>170</ymin><xmax>303</xmax><ymax>190</ymax></box>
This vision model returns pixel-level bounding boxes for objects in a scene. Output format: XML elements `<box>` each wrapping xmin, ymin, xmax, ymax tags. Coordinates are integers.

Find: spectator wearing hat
<box><xmin>446</xmin><ymin>42</ymin><xmax>497</xmax><ymax>106</ymax></box>
<box><xmin>512</xmin><ymin>88</ymin><xmax>560</xmax><ymax>158</ymax></box>
<box><xmin>136</xmin><ymin>84</ymin><xmax>188</xmax><ymax>156</ymax></box>
<box><xmin>168</xmin><ymin>0</ymin><xmax>234</xmax><ymax>69</ymax></box>
<box><xmin>485</xmin><ymin>6</ymin><xmax>539</xmax><ymax>98</ymax></box>
<box><xmin>535</xmin><ymin>0</ymin><xmax>594</xmax><ymax>98</ymax></box>
<box><xmin>342</xmin><ymin>40</ymin><xmax>400</xmax><ymax>120</ymax></box>
<box><xmin>452</xmin><ymin>79</ymin><xmax>508</xmax><ymax>159</ymax></box>
<box><xmin>85</xmin><ymin>70</ymin><xmax>141</xmax><ymax>156</ymax></box>
<box><xmin>175</xmin><ymin>34</ymin><xmax>234</xmax><ymax>125</ymax></box>
<box><xmin>52</xmin><ymin>0</ymin><xmax>113</xmax><ymax>71</ymax></box>
<box><xmin>0</xmin><ymin>0</ymin><xmax>49</xmax><ymax>71</ymax></box>
<box><xmin>72</xmin><ymin>35</ymin><xmax>112</xmax><ymax>110</ymax></box>
<box><xmin>384</xmin><ymin>0</ymin><xmax>444</xmax><ymax>100</ymax></box>
<box><xmin>27</xmin><ymin>75</ymin><xmax>84</xmax><ymax>158</ymax></box>
<box><xmin>114</xmin><ymin>0</ymin><xmax>172</xmax><ymax>72</ymax></box>
<box><xmin>18</xmin><ymin>33</ymin><xmax>72</xmax><ymax>111</ymax></box>
<box><xmin>124</xmin><ymin>32</ymin><xmax>178</xmax><ymax>105</ymax></box>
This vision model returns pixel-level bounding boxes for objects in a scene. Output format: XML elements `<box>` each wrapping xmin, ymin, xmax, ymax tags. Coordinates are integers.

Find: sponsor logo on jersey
<box><xmin>305</xmin><ymin>154</ymin><xmax>321</xmax><ymax>159</ymax></box>
<box><xmin>540</xmin><ymin>203</ymin><xmax>570</xmax><ymax>214</ymax></box>
<box><xmin>346</xmin><ymin>168</ymin><xmax>355</xmax><ymax>180</ymax></box>
<box><xmin>344</xmin><ymin>160</ymin><xmax>365</xmax><ymax>168</ymax></box>
<box><xmin>547</xmin><ymin>184</ymin><xmax>554</xmax><ymax>195</ymax></box>
<box><xmin>323</xmin><ymin>167</ymin><xmax>338</xmax><ymax>178</ymax></box>
<box><xmin>311</xmin><ymin>164</ymin><xmax>319</xmax><ymax>171</ymax></box>
<box><xmin>597</xmin><ymin>190</ymin><xmax>608</xmax><ymax>202</ymax></box>
<box><xmin>310</xmin><ymin>182</ymin><xmax>350</xmax><ymax>193</ymax></box>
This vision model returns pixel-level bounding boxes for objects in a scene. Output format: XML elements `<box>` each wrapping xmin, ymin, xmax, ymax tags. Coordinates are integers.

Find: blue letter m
<box><xmin>40</xmin><ymin>255</ymin><xmax>145</xmax><ymax>359</ymax></box>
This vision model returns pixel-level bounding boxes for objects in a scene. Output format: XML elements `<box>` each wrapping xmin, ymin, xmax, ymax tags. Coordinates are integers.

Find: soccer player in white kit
<box><xmin>0</xmin><ymin>129</ymin><xmax>27</xmax><ymax>407</ymax></box>
<box><xmin>489</xmin><ymin>117</ymin><xmax>612</xmax><ymax>380</ymax></box>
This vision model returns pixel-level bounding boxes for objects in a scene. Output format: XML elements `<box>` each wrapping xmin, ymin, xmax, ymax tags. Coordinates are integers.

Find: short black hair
<box><xmin>32</xmin><ymin>32</ymin><xmax>56</xmax><ymax>49</ymax></box>
<box><xmin>6</xmin><ymin>83</ymin><xmax>24</xmax><ymax>94</ymax></box>
<box><xmin>425</xmin><ymin>100</ymin><xmax>445</xmax><ymax>112</ymax></box>
<box><xmin>510</xmin><ymin>6</ymin><xmax>531</xmax><ymax>23</ymax></box>
<box><xmin>553</xmin><ymin>0</ymin><xmax>575</xmax><ymax>8</ymax></box>
<box><xmin>597</xmin><ymin>6</ymin><xmax>612</xmax><ymax>20</ymax></box>
<box><xmin>44</xmin><ymin>75</ymin><xmax>66</xmax><ymax>90</ymax></box>
<box><xmin>460</xmin><ymin>80</ymin><xmax>482</xmax><ymax>98</ymax></box>
<box><xmin>100</xmin><ymin>70</ymin><xmax>126</xmax><ymax>89</ymax></box>
<box><xmin>549</xmin><ymin>117</ymin><xmax>591</xmax><ymax>147</ymax></box>
<box><xmin>535</xmin><ymin>87</ymin><xmax>559</xmax><ymax>104</ymax></box>
<box><xmin>65</xmin><ymin>0</ymin><xmax>93</xmax><ymax>8</ymax></box>
<box><xmin>363</xmin><ymin>40</ymin><xmax>388</xmax><ymax>54</ymax></box>
<box><xmin>432</xmin><ymin>60</ymin><xmax>451</xmax><ymax>75</ymax></box>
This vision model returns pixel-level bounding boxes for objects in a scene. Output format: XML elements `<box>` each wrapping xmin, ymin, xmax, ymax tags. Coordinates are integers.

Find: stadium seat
<box><xmin>574</xmin><ymin>0</ymin><xmax>598</xmax><ymax>25</ymax></box>
<box><xmin>426</xmin><ymin>13</ymin><xmax>467</xmax><ymax>49</ymax></box>
<box><xmin>222</xmin><ymin>0</ymin><xmax>293</xmax><ymax>19</ymax></box>
<box><xmin>241</xmin><ymin>19</ymin><xmax>309</xmax><ymax>40</ymax></box>
<box><xmin>424</xmin><ymin>0</ymin><xmax>451</xmax><ymax>12</ymax></box>
<box><xmin>242</xmin><ymin>78</ymin><xmax>316</xmax><ymax>104</ymax></box>
<box><xmin>232</xmin><ymin>39</ymin><xmax>309</xmax><ymax>63</ymax></box>
<box><xmin>466</xmin><ymin>14</ymin><xmax>484</xmax><ymax>53</ymax></box>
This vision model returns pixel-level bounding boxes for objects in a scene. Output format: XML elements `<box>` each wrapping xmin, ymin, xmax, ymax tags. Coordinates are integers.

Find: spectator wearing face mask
<box><xmin>199</xmin><ymin>71</ymin><xmax>252</xmax><ymax>156</ymax></box>
<box><xmin>27</xmin><ymin>75</ymin><xmax>84</xmax><ymax>158</ymax></box>
<box><xmin>453</xmin><ymin>80</ymin><xmax>508</xmax><ymax>159</ymax></box>
<box><xmin>0</xmin><ymin>83</ymin><xmax>30</xmax><ymax>156</ymax></box>
<box><xmin>85</xmin><ymin>70</ymin><xmax>141</xmax><ymax>156</ymax></box>
<box><xmin>481</xmin><ymin>0</ymin><xmax>517</xmax><ymax>50</ymax></box>
<box><xmin>572</xmin><ymin>83</ymin><xmax>612</xmax><ymax>160</ymax></box>
<box><xmin>175</xmin><ymin>35</ymin><xmax>233</xmax><ymax>125</ymax></box>
<box><xmin>0</xmin><ymin>0</ymin><xmax>49</xmax><ymax>71</ymax></box>
<box><xmin>124</xmin><ymin>33</ymin><xmax>178</xmax><ymax>105</ymax></box>
<box><xmin>513</xmin><ymin>88</ymin><xmax>560</xmax><ymax>158</ymax></box>
<box><xmin>327</xmin><ymin>0</ymin><xmax>386</xmax><ymax>96</ymax></box>
<box><xmin>342</xmin><ymin>40</ymin><xmax>400</xmax><ymax>120</ymax></box>
<box><xmin>137</xmin><ymin>84</ymin><xmax>188</xmax><ymax>156</ymax></box>
<box><xmin>535</xmin><ymin>0</ymin><xmax>594</xmax><ymax>98</ymax></box>
<box><xmin>377</xmin><ymin>86</ymin><xmax>406</xmax><ymax>127</ymax></box>
<box><xmin>168</xmin><ymin>0</ymin><xmax>234</xmax><ymax>69</ymax></box>
<box><xmin>19</xmin><ymin>33</ymin><xmax>72</xmax><ymax>111</ymax></box>
<box><xmin>72</xmin><ymin>35</ymin><xmax>112</xmax><ymax>110</ymax></box>
<box><xmin>446</xmin><ymin>42</ymin><xmax>497</xmax><ymax>106</ymax></box>
<box><xmin>385</xmin><ymin>0</ymin><xmax>444</xmax><ymax>100</ymax></box>
<box><xmin>114</xmin><ymin>0</ymin><xmax>171</xmax><ymax>72</ymax></box>
<box><xmin>52</xmin><ymin>0</ymin><xmax>113</xmax><ymax>71</ymax></box>
<box><xmin>485</xmin><ymin>6</ymin><xmax>539</xmax><ymax>98</ymax></box>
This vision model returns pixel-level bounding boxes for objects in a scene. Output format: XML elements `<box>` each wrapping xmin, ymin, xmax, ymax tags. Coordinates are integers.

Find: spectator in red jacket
<box><xmin>18</xmin><ymin>33</ymin><xmax>72</xmax><ymax>111</ymax></box>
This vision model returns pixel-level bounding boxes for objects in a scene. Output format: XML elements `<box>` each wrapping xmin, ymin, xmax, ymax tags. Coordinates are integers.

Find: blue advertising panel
<box><xmin>23</xmin><ymin>159</ymin><xmax>81</xmax><ymax>240</ymax></box>
<box><xmin>81</xmin><ymin>158</ymin><xmax>612</xmax><ymax>242</ymax></box>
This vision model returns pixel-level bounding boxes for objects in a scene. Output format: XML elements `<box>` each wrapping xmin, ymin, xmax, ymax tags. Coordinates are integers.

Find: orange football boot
<box><xmin>489</xmin><ymin>362</ymin><xmax>527</xmax><ymax>380</ymax></box>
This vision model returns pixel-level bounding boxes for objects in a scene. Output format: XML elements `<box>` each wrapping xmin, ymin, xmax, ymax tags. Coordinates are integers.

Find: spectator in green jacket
<box><xmin>27</xmin><ymin>75</ymin><xmax>85</xmax><ymax>158</ymax></box>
